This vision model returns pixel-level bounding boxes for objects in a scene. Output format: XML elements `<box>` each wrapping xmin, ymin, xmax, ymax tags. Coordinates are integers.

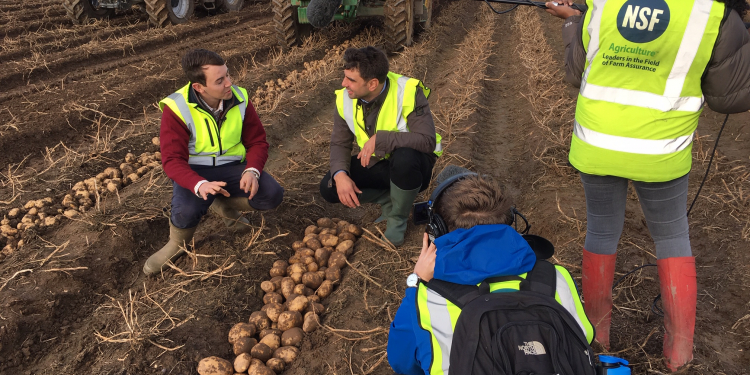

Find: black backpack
<box><xmin>425</xmin><ymin>260</ymin><xmax>597</xmax><ymax>375</ymax></box>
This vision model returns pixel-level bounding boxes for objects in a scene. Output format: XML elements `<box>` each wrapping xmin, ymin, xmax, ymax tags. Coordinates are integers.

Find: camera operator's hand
<box><xmin>545</xmin><ymin>2</ymin><xmax>581</xmax><ymax>19</ymax></box>
<box><xmin>414</xmin><ymin>233</ymin><xmax>437</xmax><ymax>282</ymax></box>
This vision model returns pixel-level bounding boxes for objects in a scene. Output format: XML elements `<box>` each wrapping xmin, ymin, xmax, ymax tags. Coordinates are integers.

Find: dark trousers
<box><xmin>171</xmin><ymin>163</ymin><xmax>284</xmax><ymax>228</ymax></box>
<box><xmin>319</xmin><ymin>147</ymin><xmax>435</xmax><ymax>203</ymax></box>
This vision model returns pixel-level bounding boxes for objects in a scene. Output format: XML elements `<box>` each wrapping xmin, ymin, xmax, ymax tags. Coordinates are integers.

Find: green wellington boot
<box><xmin>382</xmin><ymin>182</ymin><xmax>420</xmax><ymax>246</ymax></box>
<box><xmin>359</xmin><ymin>189</ymin><xmax>392</xmax><ymax>223</ymax></box>
<box><xmin>210</xmin><ymin>196</ymin><xmax>253</xmax><ymax>230</ymax></box>
<box><xmin>143</xmin><ymin>221</ymin><xmax>197</xmax><ymax>275</ymax></box>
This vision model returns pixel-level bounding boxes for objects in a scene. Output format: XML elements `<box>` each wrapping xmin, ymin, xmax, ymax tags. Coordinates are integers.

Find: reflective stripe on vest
<box><xmin>573</xmin><ymin>0</ymin><xmax>724</xmax><ymax>182</ymax></box>
<box><xmin>159</xmin><ymin>84</ymin><xmax>248</xmax><ymax>166</ymax></box>
<box><xmin>415</xmin><ymin>266</ymin><xmax>594</xmax><ymax>375</ymax></box>
<box><xmin>337</xmin><ymin>72</ymin><xmax>443</xmax><ymax>158</ymax></box>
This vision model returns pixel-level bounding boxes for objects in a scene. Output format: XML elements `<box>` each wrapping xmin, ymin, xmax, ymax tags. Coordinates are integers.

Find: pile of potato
<box><xmin>197</xmin><ymin>218</ymin><xmax>364</xmax><ymax>375</ymax></box>
<box><xmin>0</xmin><ymin>151</ymin><xmax>161</xmax><ymax>257</ymax></box>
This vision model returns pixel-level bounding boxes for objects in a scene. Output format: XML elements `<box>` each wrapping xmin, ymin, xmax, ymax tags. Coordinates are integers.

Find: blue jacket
<box><xmin>386</xmin><ymin>224</ymin><xmax>537</xmax><ymax>375</ymax></box>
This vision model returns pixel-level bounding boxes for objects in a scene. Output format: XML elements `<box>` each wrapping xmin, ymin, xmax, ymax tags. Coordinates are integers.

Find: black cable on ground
<box><xmin>687</xmin><ymin>113</ymin><xmax>730</xmax><ymax>217</ymax></box>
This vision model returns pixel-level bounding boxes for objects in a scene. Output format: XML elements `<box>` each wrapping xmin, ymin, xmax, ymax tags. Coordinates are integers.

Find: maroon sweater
<box><xmin>160</xmin><ymin>95</ymin><xmax>269</xmax><ymax>192</ymax></box>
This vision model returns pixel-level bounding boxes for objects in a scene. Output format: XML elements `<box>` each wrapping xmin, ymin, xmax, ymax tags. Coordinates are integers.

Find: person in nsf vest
<box><xmin>545</xmin><ymin>0</ymin><xmax>750</xmax><ymax>371</ymax></box>
<box><xmin>387</xmin><ymin>166</ymin><xmax>594</xmax><ymax>375</ymax></box>
<box><xmin>319</xmin><ymin>46</ymin><xmax>442</xmax><ymax>246</ymax></box>
<box><xmin>144</xmin><ymin>49</ymin><xmax>284</xmax><ymax>275</ymax></box>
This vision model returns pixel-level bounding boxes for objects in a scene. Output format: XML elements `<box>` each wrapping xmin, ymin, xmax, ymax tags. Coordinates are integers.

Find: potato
<box><xmin>317</xmin><ymin>217</ymin><xmax>334</xmax><ymax>228</ymax></box>
<box><xmin>315</xmin><ymin>247</ymin><xmax>332</xmax><ymax>267</ymax></box>
<box><xmin>296</xmin><ymin>248</ymin><xmax>314</xmax><ymax>257</ymax></box>
<box><xmin>280</xmin><ymin>277</ymin><xmax>295</xmax><ymax>298</ymax></box>
<box><xmin>326</xmin><ymin>266</ymin><xmax>343</xmax><ymax>283</ymax></box>
<box><xmin>309</xmin><ymin>295</ymin><xmax>321</xmax><ymax>303</ymax></box>
<box><xmin>302</xmin><ymin>233</ymin><xmax>318</xmax><ymax>243</ymax></box>
<box><xmin>288</xmin><ymin>253</ymin><xmax>302</xmax><ymax>264</ymax></box>
<box><xmin>287</xmin><ymin>295</ymin><xmax>309</xmax><ymax>313</ymax></box>
<box><xmin>317</xmin><ymin>280</ymin><xmax>334</xmax><ymax>298</ymax></box>
<box><xmin>261</xmin><ymin>281</ymin><xmax>276</xmax><ymax>294</ymax></box>
<box><xmin>336</xmin><ymin>240</ymin><xmax>354</xmax><ymax>256</ymax></box>
<box><xmin>270</xmin><ymin>276</ymin><xmax>283</xmax><ymax>291</ymax></box>
<box><xmin>336</xmin><ymin>220</ymin><xmax>350</xmax><ymax>229</ymax></box>
<box><xmin>338</xmin><ymin>232</ymin><xmax>357</xmax><ymax>242</ymax></box>
<box><xmin>269</xmin><ymin>267</ymin><xmax>286</xmax><ymax>278</ymax></box>
<box><xmin>262</xmin><ymin>303</ymin><xmax>284</xmax><ymax>322</ymax></box>
<box><xmin>266</xmin><ymin>357</ymin><xmax>285</xmax><ymax>373</ymax></box>
<box><xmin>346</xmin><ymin>224</ymin><xmax>363</xmax><ymax>236</ymax></box>
<box><xmin>263</xmin><ymin>292</ymin><xmax>284</xmax><ymax>305</ymax></box>
<box><xmin>260</xmin><ymin>333</ymin><xmax>281</xmax><ymax>351</ymax></box>
<box><xmin>319</xmin><ymin>233</ymin><xmax>339</xmax><ymax>247</ymax></box>
<box><xmin>320</xmin><ymin>228</ymin><xmax>338</xmax><ymax>236</ymax></box>
<box><xmin>302</xmin><ymin>272</ymin><xmax>323</xmax><ymax>289</ymax></box>
<box><xmin>301</xmin><ymin>255</ymin><xmax>315</xmax><ymax>265</ymax></box>
<box><xmin>272</xmin><ymin>260</ymin><xmax>288</xmax><ymax>269</ymax></box>
<box><xmin>303</xmin><ymin>312</ymin><xmax>320</xmax><ymax>333</ymax></box>
<box><xmin>251</xmin><ymin>342</ymin><xmax>274</xmax><ymax>362</ymax></box>
<box><xmin>283</xmin><ymin>294</ymin><xmax>300</xmax><ymax>310</ymax></box>
<box><xmin>234</xmin><ymin>336</ymin><xmax>257</xmax><ymax>355</ymax></box>
<box><xmin>306</xmin><ymin>302</ymin><xmax>325</xmax><ymax>315</ymax></box>
<box><xmin>247</xmin><ymin>359</ymin><xmax>265</xmax><ymax>374</ymax></box>
<box><xmin>305</xmin><ymin>238</ymin><xmax>322</xmax><ymax>250</ymax></box>
<box><xmin>273</xmin><ymin>346</ymin><xmax>300</xmax><ymax>365</ymax></box>
<box><xmin>291</xmin><ymin>241</ymin><xmax>305</xmax><ymax>251</ymax></box>
<box><xmin>249</xmin><ymin>311</ymin><xmax>271</xmax><ymax>330</ymax></box>
<box><xmin>289</xmin><ymin>263</ymin><xmax>306</xmax><ymax>275</ymax></box>
<box><xmin>292</xmin><ymin>284</ymin><xmax>306</xmax><ymax>296</ymax></box>
<box><xmin>248</xmin><ymin>362</ymin><xmax>275</xmax><ymax>375</ymax></box>
<box><xmin>197</xmin><ymin>356</ymin><xmax>233</xmax><ymax>375</ymax></box>
<box><xmin>234</xmin><ymin>352</ymin><xmax>253</xmax><ymax>373</ymax></box>
<box><xmin>277</xmin><ymin>311</ymin><xmax>303</xmax><ymax>331</ymax></box>
<box><xmin>306</xmin><ymin>262</ymin><xmax>319</xmax><ymax>273</ymax></box>
<box><xmin>290</xmin><ymin>271</ymin><xmax>303</xmax><ymax>284</ymax></box>
<box><xmin>328</xmin><ymin>252</ymin><xmax>347</xmax><ymax>269</ymax></box>
<box><xmin>331</xmin><ymin>217</ymin><xmax>341</xmax><ymax>223</ymax></box>
<box><xmin>259</xmin><ymin>328</ymin><xmax>282</xmax><ymax>339</ymax></box>
<box><xmin>280</xmin><ymin>327</ymin><xmax>304</xmax><ymax>347</ymax></box>
<box><xmin>228</xmin><ymin>322</ymin><xmax>257</xmax><ymax>344</ymax></box>
<box><xmin>304</xmin><ymin>225</ymin><xmax>320</xmax><ymax>235</ymax></box>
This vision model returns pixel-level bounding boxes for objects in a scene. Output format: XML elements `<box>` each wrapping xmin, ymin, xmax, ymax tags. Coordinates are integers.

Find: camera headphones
<box><xmin>412</xmin><ymin>170</ymin><xmax>554</xmax><ymax>260</ymax></box>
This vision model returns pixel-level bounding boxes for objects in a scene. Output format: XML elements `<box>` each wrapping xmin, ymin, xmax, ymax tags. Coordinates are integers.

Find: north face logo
<box><xmin>518</xmin><ymin>341</ymin><xmax>547</xmax><ymax>355</ymax></box>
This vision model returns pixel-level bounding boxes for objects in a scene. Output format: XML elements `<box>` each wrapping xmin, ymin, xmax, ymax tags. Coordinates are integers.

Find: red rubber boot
<box><xmin>658</xmin><ymin>256</ymin><xmax>697</xmax><ymax>372</ymax></box>
<box><xmin>582</xmin><ymin>249</ymin><xmax>617</xmax><ymax>350</ymax></box>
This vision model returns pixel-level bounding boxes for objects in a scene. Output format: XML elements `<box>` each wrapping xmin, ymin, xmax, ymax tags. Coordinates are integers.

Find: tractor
<box><xmin>272</xmin><ymin>0</ymin><xmax>434</xmax><ymax>51</ymax></box>
<box><xmin>61</xmin><ymin>0</ymin><xmax>244</xmax><ymax>26</ymax></box>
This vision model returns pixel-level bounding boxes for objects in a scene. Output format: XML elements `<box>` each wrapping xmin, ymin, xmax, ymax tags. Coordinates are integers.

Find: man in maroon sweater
<box><xmin>144</xmin><ymin>49</ymin><xmax>283</xmax><ymax>275</ymax></box>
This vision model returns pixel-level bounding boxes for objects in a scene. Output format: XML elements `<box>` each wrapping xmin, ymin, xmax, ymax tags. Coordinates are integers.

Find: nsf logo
<box><xmin>616</xmin><ymin>0</ymin><xmax>670</xmax><ymax>43</ymax></box>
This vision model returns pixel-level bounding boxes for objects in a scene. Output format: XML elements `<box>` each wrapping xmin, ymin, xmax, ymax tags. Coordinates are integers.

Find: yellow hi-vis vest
<box><xmin>335</xmin><ymin>72</ymin><xmax>443</xmax><ymax>159</ymax></box>
<box><xmin>159</xmin><ymin>83</ymin><xmax>249</xmax><ymax>166</ymax></box>
<box><xmin>416</xmin><ymin>265</ymin><xmax>594</xmax><ymax>375</ymax></box>
<box><xmin>571</xmin><ymin>0</ymin><xmax>725</xmax><ymax>182</ymax></box>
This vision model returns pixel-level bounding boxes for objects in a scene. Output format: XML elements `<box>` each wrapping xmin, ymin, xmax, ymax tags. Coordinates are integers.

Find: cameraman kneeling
<box><xmin>387</xmin><ymin>166</ymin><xmax>595</xmax><ymax>375</ymax></box>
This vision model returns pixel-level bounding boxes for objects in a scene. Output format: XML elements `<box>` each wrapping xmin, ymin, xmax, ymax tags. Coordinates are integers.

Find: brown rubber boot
<box><xmin>210</xmin><ymin>196</ymin><xmax>253</xmax><ymax>230</ymax></box>
<box><xmin>143</xmin><ymin>221</ymin><xmax>197</xmax><ymax>275</ymax></box>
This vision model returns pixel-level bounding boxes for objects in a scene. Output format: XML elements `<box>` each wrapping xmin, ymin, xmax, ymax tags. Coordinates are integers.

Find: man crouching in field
<box><xmin>144</xmin><ymin>49</ymin><xmax>284</xmax><ymax>275</ymax></box>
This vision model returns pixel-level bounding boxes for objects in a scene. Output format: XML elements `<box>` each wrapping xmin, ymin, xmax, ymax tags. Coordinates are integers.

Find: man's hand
<box><xmin>414</xmin><ymin>233</ymin><xmax>437</xmax><ymax>282</ymax></box>
<box><xmin>545</xmin><ymin>2</ymin><xmax>581</xmax><ymax>19</ymax></box>
<box><xmin>198</xmin><ymin>181</ymin><xmax>230</xmax><ymax>200</ymax></box>
<box><xmin>357</xmin><ymin>134</ymin><xmax>377</xmax><ymax>168</ymax></box>
<box><xmin>334</xmin><ymin>173</ymin><xmax>362</xmax><ymax>208</ymax></box>
<box><xmin>240</xmin><ymin>172</ymin><xmax>259</xmax><ymax>200</ymax></box>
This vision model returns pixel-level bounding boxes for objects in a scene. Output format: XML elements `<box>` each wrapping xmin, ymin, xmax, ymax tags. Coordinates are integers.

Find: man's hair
<box><xmin>181</xmin><ymin>49</ymin><xmax>226</xmax><ymax>86</ymax></box>
<box><xmin>342</xmin><ymin>46</ymin><xmax>389</xmax><ymax>84</ymax></box>
<box><xmin>434</xmin><ymin>175</ymin><xmax>514</xmax><ymax>232</ymax></box>
<box><xmin>717</xmin><ymin>0</ymin><xmax>749</xmax><ymax>17</ymax></box>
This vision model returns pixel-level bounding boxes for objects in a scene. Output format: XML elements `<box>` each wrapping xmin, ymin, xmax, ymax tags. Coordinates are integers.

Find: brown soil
<box><xmin>1</xmin><ymin>2</ymin><xmax>749</xmax><ymax>375</ymax></box>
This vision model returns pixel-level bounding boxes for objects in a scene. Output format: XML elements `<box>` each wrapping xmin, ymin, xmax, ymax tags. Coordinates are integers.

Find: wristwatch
<box><xmin>406</xmin><ymin>273</ymin><xmax>420</xmax><ymax>288</ymax></box>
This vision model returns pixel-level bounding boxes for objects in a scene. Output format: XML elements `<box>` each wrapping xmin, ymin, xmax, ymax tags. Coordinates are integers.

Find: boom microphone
<box><xmin>306</xmin><ymin>0</ymin><xmax>342</xmax><ymax>28</ymax></box>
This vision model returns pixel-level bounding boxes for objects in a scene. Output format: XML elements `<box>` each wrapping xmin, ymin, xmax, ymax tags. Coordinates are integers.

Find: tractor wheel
<box><xmin>146</xmin><ymin>0</ymin><xmax>194</xmax><ymax>27</ymax></box>
<box><xmin>216</xmin><ymin>0</ymin><xmax>244</xmax><ymax>13</ymax></box>
<box><xmin>62</xmin><ymin>0</ymin><xmax>115</xmax><ymax>25</ymax></box>
<box><xmin>419</xmin><ymin>0</ymin><xmax>435</xmax><ymax>30</ymax></box>
<box><xmin>273</xmin><ymin>0</ymin><xmax>311</xmax><ymax>50</ymax></box>
<box><xmin>384</xmin><ymin>0</ymin><xmax>414</xmax><ymax>52</ymax></box>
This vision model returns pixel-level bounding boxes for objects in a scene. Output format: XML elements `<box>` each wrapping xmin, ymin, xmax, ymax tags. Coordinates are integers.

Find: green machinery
<box><xmin>61</xmin><ymin>0</ymin><xmax>244</xmax><ymax>26</ymax></box>
<box><xmin>272</xmin><ymin>0</ymin><xmax>434</xmax><ymax>51</ymax></box>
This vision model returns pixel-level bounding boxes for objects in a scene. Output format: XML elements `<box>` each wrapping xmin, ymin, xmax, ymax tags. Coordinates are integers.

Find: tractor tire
<box><xmin>146</xmin><ymin>0</ymin><xmax>194</xmax><ymax>27</ymax></box>
<box><xmin>384</xmin><ymin>0</ymin><xmax>414</xmax><ymax>52</ymax></box>
<box><xmin>419</xmin><ymin>0</ymin><xmax>435</xmax><ymax>31</ymax></box>
<box><xmin>273</xmin><ymin>0</ymin><xmax>311</xmax><ymax>50</ymax></box>
<box><xmin>216</xmin><ymin>0</ymin><xmax>244</xmax><ymax>13</ymax></box>
<box><xmin>62</xmin><ymin>0</ymin><xmax>115</xmax><ymax>25</ymax></box>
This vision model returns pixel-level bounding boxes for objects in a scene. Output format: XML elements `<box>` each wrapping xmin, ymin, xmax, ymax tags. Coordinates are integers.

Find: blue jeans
<box><xmin>171</xmin><ymin>163</ymin><xmax>284</xmax><ymax>228</ymax></box>
<box><xmin>580</xmin><ymin>173</ymin><xmax>691</xmax><ymax>259</ymax></box>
